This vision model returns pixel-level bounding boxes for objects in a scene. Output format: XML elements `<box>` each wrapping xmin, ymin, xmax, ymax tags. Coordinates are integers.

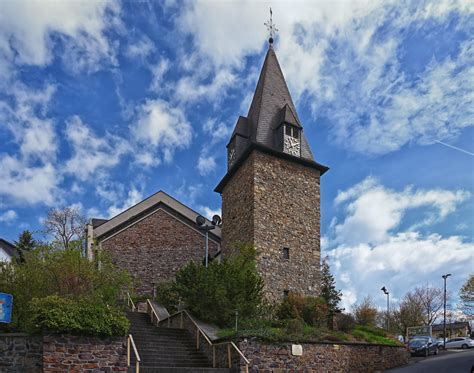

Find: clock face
<box><xmin>228</xmin><ymin>147</ymin><xmax>236</xmax><ymax>165</ymax></box>
<box><xmin>284</xmin><ymin>135</ymin><xmax>300</xmax><ymax>157</ymax></box>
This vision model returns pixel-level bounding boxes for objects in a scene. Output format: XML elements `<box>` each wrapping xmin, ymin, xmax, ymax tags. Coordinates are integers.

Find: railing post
<box><xmin>196</xmin><ymin>328</ymin><xmax>200</xmax><ymax>349</ymax></box>
<box><xmin>127</xmin><ymin>336</ymin><xmax>130</xmax><ymax>366</ymax></box>
<box><xmin>167</xmin><ymin>318</ymin><xmax>170</xmax><ymax>328</ymax></box>
<box><xmin>213</xmin><ymin>345</ymin><xmax>216</xmax><ymax>368</ymax></box>
<box><xmin>136</xmin><ymin>361</ymin><xmax>139</xmax><ymax>373</ymax></box>
<box><xmin>180</xmin><ymin>312</ymin><xmax>183</xmax><ymax>328</ymax></box>
<box><xmin>227</xmin><ymin>343</ymin><xmax>231</xmax><ymax>368</ymax></box>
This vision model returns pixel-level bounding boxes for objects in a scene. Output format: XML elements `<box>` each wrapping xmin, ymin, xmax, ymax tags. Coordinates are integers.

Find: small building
<box><xmin>86</xmin><ymin>191</ymin><xmax>220</xmax><ymax>296</ymax></box>
<box><xmin>0</xmin><ymin>238</ymin><xmax>17</xmax><ymax>262</ymax></box>
<box><xmin>432</xmin><ymin>321</ymin><xmax>472</xmax><ymax>339</ymax></box>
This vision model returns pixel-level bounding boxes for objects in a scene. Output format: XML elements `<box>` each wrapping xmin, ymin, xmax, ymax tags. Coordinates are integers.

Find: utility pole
<box><xmin>381</xmin><ymin>286</ymin><xmax>390</xmax><ymax>331</ymax></box>
<box><xmin>442</xmin><ymin>273</ymin><xmax>451</xmax><ymax>349</ymax></box>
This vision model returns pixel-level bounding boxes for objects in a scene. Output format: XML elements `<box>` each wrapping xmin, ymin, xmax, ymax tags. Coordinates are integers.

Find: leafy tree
<box><xmin>173</xmin><ymin>242</ymin><xmax>264</xmax><ymax>327</ymax></box>
<box><xmin>43</xmin><ymin>206</ymin><xmax>87</xmax><ymax>250</ymax></box>
<box><xmin>320</xmin><ymin>256</ymin><xmax>342</xmax><ymax>311</ymax></box>
<box><xmin>14</xmin><ymin>230</ymin><xmax>37</xmax><ymax>263</ymax></box>
<box><xmin>459</xmin><ymin>274</ymin><xmax>473</xmax><ymax>317</ymax></box>
<box><xmin>0</xmin><ymin>245</ymin><xmax>132</xmax><ymax>332</ymax></box>
<box><xmin>392</xmin><ymin>291</ymin><xmax>424</xmax><ymax>335</ymax></box>
<box><xmin>352</xmin><ymin>296</ymin><xmax>378</xmax><ymax>326</ymax></box>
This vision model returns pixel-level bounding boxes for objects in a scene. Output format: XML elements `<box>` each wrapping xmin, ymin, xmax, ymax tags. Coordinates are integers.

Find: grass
<box><xmin>217</xmin><ymin>322</ymin><xmax>402</xmax><ymax>346</ymax></box>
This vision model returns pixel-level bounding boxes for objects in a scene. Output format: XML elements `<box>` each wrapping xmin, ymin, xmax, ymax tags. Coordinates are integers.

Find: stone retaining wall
<box><xmin>0</xmin><ymin>333</ymin><xmax>42</xmax><ymax>372</ymax></box>
<box><xmin>238</xmin><ymin>339</ymin><xmax>409</xmax><ymax>373</ymax></box>
<box><xmin>0</xmin><ymin>334</ymin><xmax>127</xmax><ymax>372</ymax></box>
<box><xmin>43</xmin><ymin>335</ymin><xmax>127</xmax><ymax>372</ymax></box>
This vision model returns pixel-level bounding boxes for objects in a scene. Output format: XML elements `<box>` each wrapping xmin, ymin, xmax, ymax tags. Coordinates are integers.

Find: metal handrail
<box><xmin>127</xmin><ymin>334</ymin><xmax>140</xmax><ymax>373</ymax></box>
<box><xmin>146</xmin><ymin>299</ymin><xmax>161</xmax><ymax>325</ymax></box>
<box><xmin>126</xmin><ymin>292</ymin><xmax>136</xmax><ymax>311</ymax></box>
<box><xmin>155</xmin><ymin>306</ymin><xmax>249</xmax><ymax>371</ymax></box>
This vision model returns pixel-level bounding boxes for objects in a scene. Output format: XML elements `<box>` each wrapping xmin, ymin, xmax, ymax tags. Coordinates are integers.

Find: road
<box><xmin>387</xmin><ymin>349</ymin><xmax>474</xmax><ymax>373</ymax></box>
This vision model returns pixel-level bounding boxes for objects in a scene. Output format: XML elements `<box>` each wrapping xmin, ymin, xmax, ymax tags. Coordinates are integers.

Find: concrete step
<box><xmin>129</xmin><ymin>367</ymin><xmax>231</xmax><ymax>373</ymax></box>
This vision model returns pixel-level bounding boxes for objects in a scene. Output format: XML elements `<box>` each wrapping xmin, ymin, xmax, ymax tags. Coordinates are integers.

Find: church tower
<box><xmin>215</xmin><ymin>39</ymin><xmax>329</xmax><ymax>301</ymax></box>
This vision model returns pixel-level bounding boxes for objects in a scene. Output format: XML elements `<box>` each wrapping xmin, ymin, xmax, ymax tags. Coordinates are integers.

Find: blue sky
<box><xmin>0</xmin><ymin>0</ymin><xmax>472</xmax><ymax>313</ymax></box>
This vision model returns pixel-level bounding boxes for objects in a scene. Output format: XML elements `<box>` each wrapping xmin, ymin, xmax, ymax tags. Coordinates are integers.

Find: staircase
<box><xmin>127</xmin><ymin>311</ymin><xmax>231</xmax><ymax>373</ymax></box>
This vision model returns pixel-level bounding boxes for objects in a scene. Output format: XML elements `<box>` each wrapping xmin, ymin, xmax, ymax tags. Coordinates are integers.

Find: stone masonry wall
<box><xmin>221</xmin><ymin>152</ymin><xmax>255</xmax><ymax>252</ymax></box>
<box><xmin>221</xmin><ymin>150</ymin><xmax>321</xmax><ymax>302</ymax></box>
<box><xmin>43</xmin><ymin>335</ymin><xmax>127</xmax><ymax>372</ymax></box>
<box><xmin>238</xmin><ymin>340</ymin><xmax>409</xmax><ymax>373</ymax></box>
<box><xmin>253</xmin><ymin>151</ymin><xmax>321</xmax><ymax>301</ymax></box>
<box><xmin>101</xmin><ymin>208</ymin><xmax>219</xmax><ymax>295</ymax></box>
<box><xmin>0</xmin><ymin>333</ymin><xmax>42</xmax><ymax>372</ymax></box>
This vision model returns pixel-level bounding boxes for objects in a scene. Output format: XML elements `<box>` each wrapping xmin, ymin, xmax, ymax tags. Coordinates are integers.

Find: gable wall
<box><xmin>100</xmin><ymin>208</ymin><xmax>219</xmax><ymax>296</ymax></box>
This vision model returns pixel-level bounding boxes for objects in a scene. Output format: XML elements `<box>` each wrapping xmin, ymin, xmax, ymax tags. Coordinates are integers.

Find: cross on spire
<box><xmin>264</xmin><ymin>8</ymin><xmax>278</xmax><ymax>45</ymax></box>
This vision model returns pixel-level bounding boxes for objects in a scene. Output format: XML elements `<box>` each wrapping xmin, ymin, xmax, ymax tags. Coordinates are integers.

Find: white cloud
<box><xmin>178</xmin><ymin>1</ymin><xmax>473</xmax><ymax>155</ymax></box>
<box><xmin>197</xmin><ymin>152</ymin><xmax>217</xmax><ymax>176</ymax></box>
<box><xmin>0</xmin><ymin>155</ymin><xmax>60</xmax><ymax>205</ymax></box>
<box><xmin>0</xmin><ymin>210</ymin><xmax>17</xmax><ymax>223</ymax></box>
<box><xmin>125</xmin><ymin>35</ymin><xmax>155</xmax><ymax>61</ymax></box>
<box><xmin>333</xmin><ymin>177</ymin><xmax>470</xmax><ymax>245</ymax></box>
<box><xmin>65</xmin><ymin>116</ymin><xmax>130</xmax><ymax>180</ymax></box>
<box><xmin>329</xmin><ymin>232</ymin><xmax>474</xmax><ymax>311</ymax></box>
<box><xmin>107</xmin><ymin>187</ymin><xmax>143</xmax><ymax>218</ymax></box>
<box><xmin>325</xmin><ymin>177</ymin><xmax>473</xmax><ymax>310</ymax></box>
<box><xmin>149</xmin><ymin>59</ymin><xmax>170</xmax><ymax>92</ymax></box>
<box><xmin>203</xmin><ymin>118</ymin><xmax>233</xmax><ymax>144</ymax></box>
<box><xmin>0</xmin><ymin>0</ymin><xmax>120</xmax><ymax>74</ymax></box>
<box><xmin>175</xmin><ymin>69</ymin><xmax>236</xmax><ymax>104</ymax></box>
<box><xmin>0</xmin><ymin>83</ymin><xmax>57</xmax><ymax>162</ymax></box>
<box><xmin>132</xmin><ymin>99</ymin><xmax>192</xmax><ymax>163</ymax></box>
<box><xmin>199</xmin><ymin>206</ymin><xmax>222</xmax><ymax>221</ymax></box>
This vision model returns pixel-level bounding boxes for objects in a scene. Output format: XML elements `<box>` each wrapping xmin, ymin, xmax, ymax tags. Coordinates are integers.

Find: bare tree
<box><xmin>44</xmin><ymin>207</ymin><xmax>87</xmax><ymax>250</ymax></box>
<box><xmin>414</xmin><ymin>285</ymin><xmax>444</xmax><ymax>325</ymax></box>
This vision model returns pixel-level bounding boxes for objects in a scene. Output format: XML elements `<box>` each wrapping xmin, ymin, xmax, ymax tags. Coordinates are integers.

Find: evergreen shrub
<box><xmin>173</xmin><ymin>243</ymin><xmax>263</xmax><ymax>327</ymax></box>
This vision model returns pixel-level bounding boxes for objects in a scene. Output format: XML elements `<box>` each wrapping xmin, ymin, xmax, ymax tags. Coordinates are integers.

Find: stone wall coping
<box><xmin>0</xmin><ymin>332</ymin><xmax>33</xmax><ymax>337</ymax></box>
<box><xmin>239</xmin><ymin>337</ymin><xmax>406</xmax><ymax>349</ymax></box>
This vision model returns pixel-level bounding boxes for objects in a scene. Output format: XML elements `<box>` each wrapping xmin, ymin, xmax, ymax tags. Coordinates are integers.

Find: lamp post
<box><xmin>196</xmin><ymin>214</ymin><xmax>222</xmax><ymax>268</ymax></box>
<box><xmin>442</xmin><ymin>273</ymin><xmax>451</xmax><ymax>349</ymax></box>
<box><xmin>381</xmin><ymin>286</ymin><xmax>390</xmax><ymax>331</ymax></box>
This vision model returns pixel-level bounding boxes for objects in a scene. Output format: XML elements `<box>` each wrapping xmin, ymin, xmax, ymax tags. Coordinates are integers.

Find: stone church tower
<box><xmin>215</xmin><ymin>42</ymin><xmax>329</xmax><ymax>301</ymax></box>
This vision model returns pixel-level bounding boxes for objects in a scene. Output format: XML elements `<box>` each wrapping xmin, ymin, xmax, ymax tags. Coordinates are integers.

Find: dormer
<box><xmin>274</xmin><ymin>104</ymin><xmax>302</xmax><ymax>157</ymax></box>
<box><xmin>226</xmin><ymin>116</ymin><xmax>249</xmax><ymax>169</ymax></box>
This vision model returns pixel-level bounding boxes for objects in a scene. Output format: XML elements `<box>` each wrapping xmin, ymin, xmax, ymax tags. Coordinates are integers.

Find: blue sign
<box><xmin>0</xmin><ymin>292</ymin><xmax>13</xmax><ymax>323</ymax></box>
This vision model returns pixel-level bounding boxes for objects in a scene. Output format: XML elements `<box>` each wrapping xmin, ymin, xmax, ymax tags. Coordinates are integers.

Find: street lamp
<box><xmin>442</xmin><ymin>273</ymin><xmax>451</xmax><ymax>349</ymax></box>
<box><xmin>381</xmin><ymin>286</ymin><xmax>390</xmax><ymax>331</ymax></box>
<box><xmin>196</xmin><ymin>214</ymin><xmax>221</xmax><ymax>268</ymax></box>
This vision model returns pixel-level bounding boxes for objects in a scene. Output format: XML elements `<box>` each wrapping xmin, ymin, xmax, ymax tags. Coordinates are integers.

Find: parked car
<box><xmin>408</xmin><ymin>336</ymin><xmax>439</xmax><ymax>357</ymax></box>
<box><xmin>436</xmin><ymin>338</ymin><xmax>448</xmax><ymax>348</ymax></box>
<box><xmin>444</xmin><ymin>337</ymin><xmax>474</xmax><ymax>349</ymax></box>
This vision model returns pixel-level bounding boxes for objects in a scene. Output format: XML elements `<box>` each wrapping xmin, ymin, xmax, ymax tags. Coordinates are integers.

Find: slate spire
<box><xmin>232</xmin><ymin>45</ymin><xmax>315</xmax><ymax>160</ymax></box>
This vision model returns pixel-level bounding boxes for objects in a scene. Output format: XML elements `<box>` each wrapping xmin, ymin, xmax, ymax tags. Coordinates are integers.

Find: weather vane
<box><xmin>264</xmin><ymin>7</ymin><xmax>278</xmax><ymax>44</ymax></box>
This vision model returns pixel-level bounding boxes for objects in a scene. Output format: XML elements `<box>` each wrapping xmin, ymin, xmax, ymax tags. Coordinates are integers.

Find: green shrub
<box><xmin>28</xmin><ymin>295</ymin><xmax>129</xmax><ymax>336</ymax></box>
<box><xmin>0</xmin><ymin>246</ymin><xmax>131</xmax><ymax>332</ymax></box>
<box><xmin>285</xmin><ymin>318</ymin><xmax>305</xmax><ymax>335</ymax></box>
<box><xmin>336</xmin><ymin>313</ymin><xmax>356</xmax><ymax>332</ymax></box>
<box><xmin>155</xmin><ymin>281</ymin><xmax>181</xmax><ymax>313</ymax></box>
<box><xmin>173</xmin><ymin>243</ymin><xmax>263</xmax><ymax>327</ymax></box>
<box><xmin>277</xmin><ymin>293</ymin><xmax>328</xmax><ymax>326</ymax></box>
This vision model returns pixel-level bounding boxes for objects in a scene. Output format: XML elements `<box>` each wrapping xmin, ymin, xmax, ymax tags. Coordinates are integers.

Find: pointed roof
<box><xmin>247</xmin><ymin>46</ymin><xmax>302</xmax><ymax>140</ymax></box>
<box><xmin>215</xmin><ymin>45</ymin><xmax>328</xmax><ymax>193</ymax></box>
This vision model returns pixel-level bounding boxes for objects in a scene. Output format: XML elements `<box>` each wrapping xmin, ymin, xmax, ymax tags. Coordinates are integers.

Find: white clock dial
<box><xmin>284</xmin><ymin>135</ymin><xmax>300</xmax><ymax>157</ymax></box>
<box><xmin>228</xmin><ymin>148</ymin><xmax>236</xmax><ymax>165</ymax></box>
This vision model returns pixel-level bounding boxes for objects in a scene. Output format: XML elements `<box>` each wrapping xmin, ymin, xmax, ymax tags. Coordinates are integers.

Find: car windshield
<box><xmin>409</xmin><ymin>338</ymin><xmax>428</xmax><ymax>346</ymax></box>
